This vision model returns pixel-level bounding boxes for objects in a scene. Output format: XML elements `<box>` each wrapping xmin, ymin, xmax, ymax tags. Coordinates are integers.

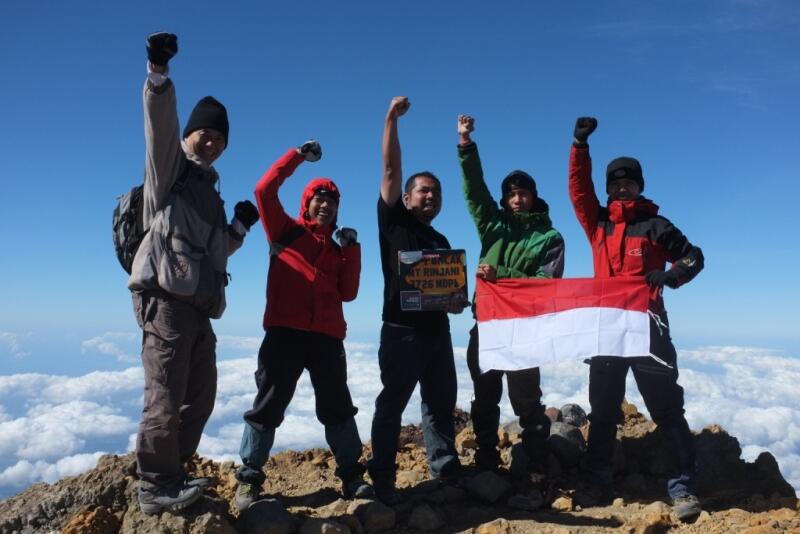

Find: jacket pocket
<box><xmin>159</xmin><ymin>231</ymin><xmax>205</xmax><ymax>297</ymax></box>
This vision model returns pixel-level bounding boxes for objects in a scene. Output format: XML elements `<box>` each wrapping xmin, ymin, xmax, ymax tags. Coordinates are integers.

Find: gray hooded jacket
<box><xmin>128</xmin><ymin>77</ymin><xmax>243</xmax><ymax>318</ymax></box>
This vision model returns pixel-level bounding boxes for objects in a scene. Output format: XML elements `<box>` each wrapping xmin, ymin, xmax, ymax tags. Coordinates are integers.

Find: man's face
<box><xmin>607</xmin><ymin>178</ymin><xmax>641</xmax><ymax>201</ymax></box>
<box><xmin>403</xmin><ymin>176</ymin><xmax>442</xmax><ymax>224</ymax></box>
<box><xmin>504</xmin><ymin>186</ymin><xmax>535</xmax><ymax>213</ymax></box>
<box><xmin>307</xmin><ymin>193</ymin><xmax>339</xmax><ymax>227</ymax></box>
<box><xmin>184</xmin><ymin>128</ymin><xmax>226</xmax><ymax>165</ymax></box>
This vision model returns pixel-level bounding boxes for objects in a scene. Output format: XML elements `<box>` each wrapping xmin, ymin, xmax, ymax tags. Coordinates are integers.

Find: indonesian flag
<box><xmin>475</xmin><ymin>277</ymin><xmax>651</xmax><ymax>372</ymax></box>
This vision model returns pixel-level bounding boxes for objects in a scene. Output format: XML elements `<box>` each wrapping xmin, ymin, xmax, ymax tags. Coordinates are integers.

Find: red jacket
<box><xmin>255</xmin><ymin>148</ymin><xmax>360</xmax><ymax>340</ymax></box>
<box><xmin>569</xmin><ymin>145</ymin><xmax>703</xmax><ymax>311</ymax></box>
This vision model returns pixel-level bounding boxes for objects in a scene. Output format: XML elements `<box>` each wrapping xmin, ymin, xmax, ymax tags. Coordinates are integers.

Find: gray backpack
<box><xmin>112</xmin><ymin>172</ymin><xmax>189</xmax><ymax>274</ymax></box>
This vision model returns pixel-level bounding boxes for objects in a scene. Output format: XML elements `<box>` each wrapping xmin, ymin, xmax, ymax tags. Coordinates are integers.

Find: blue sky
<box><xmin>1</xmin><ymin>0</ymin><xmax>799</xmax><ymax>498</ymax></box>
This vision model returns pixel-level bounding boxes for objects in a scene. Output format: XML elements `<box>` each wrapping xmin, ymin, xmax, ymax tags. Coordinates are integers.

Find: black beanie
<box><xmin>500</xmin><ymin>170</ymin><xmax>538</xmax><ymax>208</ymax></box>
<box><xmin>606</xmin><ymin>157</ymin><xmax>644</xmax><ymax>191</ymax></box>
<box><xmin>182</xmin><ymin>96</ymin><xmax>229</xmax><ymax>147</ymax></box>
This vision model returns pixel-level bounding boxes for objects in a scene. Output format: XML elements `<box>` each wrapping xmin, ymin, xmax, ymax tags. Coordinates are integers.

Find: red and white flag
<box><xmin>475</xmin><ymin>277</ymin><xmax>651</xmax><ymax>372</ymax></box>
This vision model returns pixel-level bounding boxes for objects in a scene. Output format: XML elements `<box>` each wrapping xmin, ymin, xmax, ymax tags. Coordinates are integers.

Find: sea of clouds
<box><xmin>1</xmin><ymin>332</ymin><xmax>799</xmax><ymax>500</ymax></box>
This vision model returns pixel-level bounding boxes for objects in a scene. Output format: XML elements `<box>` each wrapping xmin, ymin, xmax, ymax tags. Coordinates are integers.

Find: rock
<box><xmin>551</xmin><ymin>496</ymin><xmax>573</xmax><ymax>512</ymax></box>
<box><xmin>456</xmin><ymin>426</ymin><xmax>478</xmax><ymax>454</ymax></box>
<box><xmin>440</xmin><ymin>484</ymin><xmax>467</xmax><ymax>503</ymax></box>
<box><xmin>545</xmin><ymin>407</ymin><xmax>561</xmax><ymax>423</ymax></box>
<box><xmin>560</xmin><ymin>404</ymin><xmax>587</xmax><ymax>427</ymax></box>
<box><xmin>695</xmin><ymin>510</ymin><xmax>711</xmax><ymax>524</ymax></box>
<box><xmin>62</xmin><ymin>507</ymin><xmax>120</xmax><ymax>534</ymax></box>
<box><xmin>242</xmin><ymin>498</ymin><xmax>295</xmax><ymax>534</ymax></box>
<box><xmin>190</xmin><ymin>512</ymin><xmax>238</xmax><ymax>534</ymax></box>
<box><xmin>317</xmin><ymin>499</ymin><xmax>352</xmax><ymax>517</ymax></box>
<box><xmin>501</xmin><ymin>420</ymin><xmax>522</xmax><ymax>441</ymax></box>
<box><xmin>300</xmin><ymin>517</ymin><xmax>351</xmax><ymax>534</ymax></box>
<box><xmin>408</xmin><ymin>503</ymin><xmax>445</xmax><ymax>531</ymax></box>
<box><xmin>508</xmin><ymin>490</ymin><xmax>543</xmax><ymax>511</ymax></box>
<box><xmin>474</xmin><ymin>517</ymin><xmax>512</xmax><ymax>533</ymax></box>
<box><xmin>337</xmin><ymin>515</ymin><xmax>364</xmax><ymax>534</ymax></box>
<box><xmin>396</xmin><ymin>469</ymin><xmax>424</xmax><ymax>487</ymax></box>
<box><xmin>120</xmin><ymin>506</ymin><xmax>190</xmax><ymax>534</ymax></box>
<box><xmin>643</xmin><ymin>501</ymin><xmax>671</xmax><ymax>516</ymax></box>
<box><xmin>612</xmin><ymin>497</ymin><xmax>625</xmax><ymax>508</ymax></box>
<box><xmin>466</xmin><ymin>471</ymin><xmax>512</xmax><ymax>503</ymax></box>
<box><xmin>497</xmin><ymin>428</ymin><xmax>511</xmax><ymax>448</ymax></box>
<box><xmin>348</xmin><ymin>500</ymin><xmax>395</xmax><ymax>533</ymax></box>
<box><xmin>548</xmin><ymin>422</ymin><xmax>586</xmax><ymax>468</ymax></box>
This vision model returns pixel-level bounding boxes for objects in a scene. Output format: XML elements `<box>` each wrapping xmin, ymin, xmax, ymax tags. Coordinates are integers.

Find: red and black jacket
<box><xmin>255</xmin><ymin>149</ymin><xmax>360</xmax><ymax>340</ymax></box>
<box><xmin>569</xmin><ymin>145</ymin><xmax>703</xmax><ymax>311</ymax></box>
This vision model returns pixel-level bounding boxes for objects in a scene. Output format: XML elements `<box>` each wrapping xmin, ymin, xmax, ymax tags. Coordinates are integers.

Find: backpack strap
<box><xmin>171</xmin><ymin>160</ymin><xmax>193</xmax><ymax>195</ymax></box>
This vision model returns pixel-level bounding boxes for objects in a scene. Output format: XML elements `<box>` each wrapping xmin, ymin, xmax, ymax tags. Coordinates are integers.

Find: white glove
<box><xmin>335</xmin><ymin>227</ymin><xmax>358</xmax><ymax>246</ymax></box>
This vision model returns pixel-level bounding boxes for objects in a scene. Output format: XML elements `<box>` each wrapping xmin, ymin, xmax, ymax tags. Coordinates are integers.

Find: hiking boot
<box><xmin>185</xmin><ymin>476</ymin><xmax>212</xmax><ymax>489</ymax></box>
<box><xmin>673</xmin><ymin>494</ymin><xmax>702</xmax><ymax>522</ymax></box>
<box><xmin>474</xmin><ymin>448</ymin><xmax>501</xmax><ymax>473</ymax></box>
<box><xmin>138</xmin><ymin>483</ymin><xmax>202</xmax><ymax>515</ymax></box>
<box><xmin>234</xmin><ymin>482</ymin><xmax>261</xmax><ymax>511</ymax></box>
<box><xmin>573</xmin><ymin>481</ymin><xmax>614</xmax><ymax>508</ymax></box>
<box><xmin>342</xmin><ymin>475</ymin><xmax>374</xmax><ymax>499</ymax></box>
<box><xmin>373</xmin><ymin>479</ymin><xmax>403</xmax><ymax>506</ymax></box>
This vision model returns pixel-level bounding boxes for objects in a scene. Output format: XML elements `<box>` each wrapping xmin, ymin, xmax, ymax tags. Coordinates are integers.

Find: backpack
<box><xmin>113</xmin><ymin>171</ymin><xmax>190</xmax><ymax>274</ymax></box>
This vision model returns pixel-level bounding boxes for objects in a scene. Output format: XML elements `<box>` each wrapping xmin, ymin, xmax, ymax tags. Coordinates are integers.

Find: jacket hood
<box><xmin>503</xmin><ymin>196</ymin><xmax>553</xmax><ymax>229</ymax></box>
<box><xmin>607</xmin><ymin>196</ymin><xmax>659</xmax><ymax>223</ymax></box>
<box><xmin>298</xmin><ymin>177</ymin><xmax>340</xmax><ymax>233</ymax></box>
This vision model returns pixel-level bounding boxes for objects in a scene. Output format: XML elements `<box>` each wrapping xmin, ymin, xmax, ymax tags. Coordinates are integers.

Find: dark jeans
<box><xmin>237</xmin><ymin>327</ymin><xmax>362</xmax><ymax>485</ymax></box>
<box><xmin>133</xmin><ymin>291</ymin><xmax>217</xmax><ymax>490</ymax></box>
<box><xmin>466</xmin><ymin>324</ymin><xmax>550</xmax><ymax>468</ymax></box>
<box><xmin>368</xmin><ymin>323</ymin><xmax>458</xmax><ymax>482</ymax></box>
<box><xmin>586</xmin><ymin>311</ymin><xmax>696</xmax><ymax>500</ymax></box>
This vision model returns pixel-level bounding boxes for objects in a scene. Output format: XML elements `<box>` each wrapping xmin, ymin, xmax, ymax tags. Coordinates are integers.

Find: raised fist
<box><xmin>387</xmin><ymin>97</ymin><xmax>410</xmax><ymax>119</ymax></box>
<box><xmin>146</xmin><ymin>32</ymin><xmax>178</xmax><ymax>66</ymax></box>
<box><xmin>233</xmin><ymin>200</ymin><xmax>259</xmax><ymax>230</ymax></box>
<box><xmin>335</xmin><ymin>227</ymin><xmax>358</xmax><ymax>247</ymax></box>
<box><xmin>573</xmin><ymin>117</ymin><xmax>598</xmax><ymax>143</ymax></box>
<box><xmin>297</xmin><ymin>140</ymin><xmax>322</xmax><ymax>162</ymax></box>
<box><xmin>458</xmin><ymin>115</ymin><xmax>474</xmax><ymax>144</ymax></box>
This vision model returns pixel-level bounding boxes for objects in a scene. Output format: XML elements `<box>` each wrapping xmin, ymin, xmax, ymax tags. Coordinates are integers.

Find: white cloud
<box><xmin>81</xmin><ymin>332</ymin><xmax>139</xmax><ymax>363</ymax></box>
<box><xmin>0</xmin><ymin>368</ymin><xmax>143</xmax><ymax>403</ymax></box>
<box><xmin>216</xmin><ymin>335</ymin><xmax>262</xmax><ymax>353</ymax></box>
<box><xmin>0</xmin><ymin>453</ymin><xmax>104</xmax><ymax>489</ymax></box>
<box><xmin>0</xmin><ymin>401</ymin><xmax>136</xmax><ymax>461</ymax></box>
<box><xmin>0</xmin><ymin>332</ymin><xmax>30</xmax><ymax>358</ymax></box>
<box><xmin>2</xmin><ymin>342</ymin><xmax>800</xmax><ymax>499</ymax></box>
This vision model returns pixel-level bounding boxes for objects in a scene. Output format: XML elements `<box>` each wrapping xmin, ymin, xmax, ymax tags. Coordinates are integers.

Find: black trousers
<box><xmin>586</xmin><ymin>311</ymin><xmax>696</xmax><ymax>499</ymax></box>
<box><xmin>466</xmin><ymin>324</ymin><xmax>550</xmax><ymax>468</ymax></box>
<box><xmin>243</xmin><ymin>327</ymin><xmax>357</xmax><ymax>431</ymax></box>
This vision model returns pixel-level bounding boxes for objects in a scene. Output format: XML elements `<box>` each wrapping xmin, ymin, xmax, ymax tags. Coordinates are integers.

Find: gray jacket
<box><xmin>128</xmin><ymin>78</ymin><xmax>243</xmax><ymax>318</ymax></box>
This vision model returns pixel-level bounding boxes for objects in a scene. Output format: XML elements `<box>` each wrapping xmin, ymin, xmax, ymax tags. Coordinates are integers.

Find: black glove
<box><xmin>297</xmin><ymin>140</ymin><xmax>322</xmax><ymax>162</ymax></box>
<box><xmin>335</xmin><ymin>227</ymin><xmax>358</xmax><ymax>246</ymax></box>
<box><xmin>573</xmin><ymin>117</ymin><xmax>598</xmax><ymax>143</ymax></box>
<box><xmin>645</xmin><ymin>269</ymin><xmax>680</xmax><ymax>289</ymax></box>
<box><xmin>146</xmin><ymin>32</ymin><xmax>178</xmax><ymax>66</ymax></box>
<box><xmin>234</xmin><ymin>200</ymin><xmax>259</xmax><ymax>230</ymax></box>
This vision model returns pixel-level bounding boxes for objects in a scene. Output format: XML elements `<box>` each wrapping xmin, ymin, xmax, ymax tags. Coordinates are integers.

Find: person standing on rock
<box><xmin>367</xmin><ymin>96</ymin><xmax>469</xmax><ymax>505</ymax></box>
<box><xmin>456</xmin><ymin>114</ymin><xmax>565</xmax><ymax>478</ymax></box>
<box><xmin>129</xmin><ymin>32</ymin><xmax>260</xmax><ymax>514</ymax></box>
<box><xmin>569</xmin><ymin>117</ymin><xmax>705</xmax><ymax>521</ymax></box>
<box><xmin>234</xmin><ymin>140</ymin><xmax>372</xmax><ymax>511</ymax></box>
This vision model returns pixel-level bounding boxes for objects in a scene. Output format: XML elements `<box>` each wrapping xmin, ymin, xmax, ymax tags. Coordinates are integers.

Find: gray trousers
<box><xmin>133</xmin><ymin>291</ymin><xmax>217</xmax><ymax>489</ymax></box>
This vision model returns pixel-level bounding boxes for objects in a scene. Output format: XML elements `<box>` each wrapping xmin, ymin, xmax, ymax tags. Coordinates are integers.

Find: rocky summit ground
<box><xmin>1</xmin><ymin>401</ymin><xmax>798</xmax><ymax>534</ymax></box>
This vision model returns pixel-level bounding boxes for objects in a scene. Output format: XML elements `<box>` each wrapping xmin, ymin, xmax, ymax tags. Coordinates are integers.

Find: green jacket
<box><xmin>458</xmin><ymin>142</ymin><xmax>564</xmax><ymax>280</ymax></box>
